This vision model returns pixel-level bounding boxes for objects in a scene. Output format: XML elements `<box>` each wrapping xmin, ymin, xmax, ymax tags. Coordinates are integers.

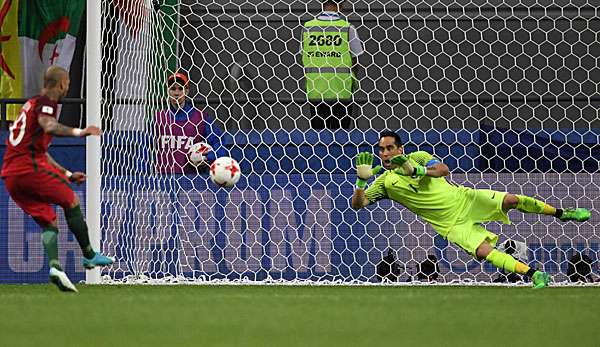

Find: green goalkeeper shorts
<box><xmin>445</xmin><ymin>189</ymin><xmax>511</xmax><ymax>256</ymax></box>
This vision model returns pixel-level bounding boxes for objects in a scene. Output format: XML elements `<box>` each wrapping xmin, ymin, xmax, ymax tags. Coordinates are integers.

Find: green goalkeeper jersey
<box><xmin>364</xmin><ymin>151</ymin><xmax>470</xmax><ymax>235</ymax></box>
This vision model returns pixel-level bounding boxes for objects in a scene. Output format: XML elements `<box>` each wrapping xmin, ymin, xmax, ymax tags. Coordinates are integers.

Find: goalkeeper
<box><xmin>351</xmin><ymin>131</ymin><xmax>591</xmax><ymax>288</ymax></box>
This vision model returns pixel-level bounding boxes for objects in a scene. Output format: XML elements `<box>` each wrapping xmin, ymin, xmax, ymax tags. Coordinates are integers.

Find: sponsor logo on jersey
<box><xmin>160</xmin><ymin>135</ymin><xmax>195</xmax><ymax>150</ymax></box>
<box><xmin>41</xmin><ymin>106</ymin><xmax>54</xmax><ymax>115</ymax></box>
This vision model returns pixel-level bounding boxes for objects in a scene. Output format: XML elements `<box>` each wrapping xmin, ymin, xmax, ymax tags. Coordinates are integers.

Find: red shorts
<box><xmin>4</xmin><ymin>167</ymin><xmax>76</xmax><ymax>226</ymax></box>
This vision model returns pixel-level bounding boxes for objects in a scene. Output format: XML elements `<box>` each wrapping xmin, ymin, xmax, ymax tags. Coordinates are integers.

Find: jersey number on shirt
<box><xmin>8</xmin><ymin>111</ymin><xmax>27</xmax><ymax>146</ymax></box>
<box><xmin>308</xmin><ymin>34</ymin><xmax>342</xmax><ymax>46</ymax></box>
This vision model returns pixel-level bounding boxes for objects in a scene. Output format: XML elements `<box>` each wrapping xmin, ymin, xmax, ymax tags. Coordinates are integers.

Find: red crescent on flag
<box><xmin>0</xmin><ymin>0</ymin><xmax>10</xmax><ymax>22</ymax></box>
<box><xmin>0</xmin><ymin>0</ymin><xmax>15</xmax><ymax>79</ymax></box>
<box><xmin>38</xmin><ymin>16</ymin><xmax>70</xmax><ymax>62</ymax></box>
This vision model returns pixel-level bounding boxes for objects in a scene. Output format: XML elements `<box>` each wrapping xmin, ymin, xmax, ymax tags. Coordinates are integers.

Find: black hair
<box><xmin>323</xmin><ymin>0</ymin><xmax>344</xmax><ymax>7</ymax></box>
<box><xmin>379</xmin><ymin>131</ymin><xmax>403</xmax><ymax>147</ymax></box>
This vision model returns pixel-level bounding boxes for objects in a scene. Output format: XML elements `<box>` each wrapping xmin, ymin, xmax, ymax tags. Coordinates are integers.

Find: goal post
<box><xmin>85</xmin><ymin>0</ymin><xmax>102</xmax><ymax>284</ymax></box>
<box><xmin>96</xmin><ymin>1</ymin><xmax>600</xmax><ymax>285</ymax></box>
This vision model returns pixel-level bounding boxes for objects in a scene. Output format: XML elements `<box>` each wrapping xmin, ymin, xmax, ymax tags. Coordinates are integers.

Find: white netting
<box><xmin>99</xmin><ymin>0</ymin><xmax>600</xmax><ymax>285</ymax></box>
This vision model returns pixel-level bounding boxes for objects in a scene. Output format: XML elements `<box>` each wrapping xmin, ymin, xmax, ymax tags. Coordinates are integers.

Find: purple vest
<box><xmin>155</xmin><ymin>108</ymin><xmax>207</xmax><ymax>174</ymax></box>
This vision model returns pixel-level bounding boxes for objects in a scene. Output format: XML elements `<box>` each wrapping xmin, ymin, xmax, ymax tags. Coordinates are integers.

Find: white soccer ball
<box><xmin>187</xmin><ymin>142</ymin><xmax>213</xmax><ymax>166</ymax></box>
<box><xmin>210</xmin><ymin>156</ymin><xmax>241</xmax><ymax>188</ymax></box>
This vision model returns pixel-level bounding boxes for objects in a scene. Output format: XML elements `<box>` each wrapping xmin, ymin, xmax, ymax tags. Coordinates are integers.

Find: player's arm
<box><xmin>202</xmin><ymin>113</ymin><xmax>225</xmax><ymax>162</ymax></box>
<box><xmin>46</xmin><ymin>153</ymin><xmax>86</xmax><ymax>185</ymax></box>
<box><xmin>38</xmin><ymin>115</ymin><xmax>102</xmax><ymax>137</ymax></box>
<box><xmin>390</xmin><ymin>153</ymin><xmax>449</xmax><ymax>178</ymax></box>
<box><xmin>351</xmin><ymin>186</ymin><xmax>370</xmax><ymax>210</ymax></box>
<box><xmin>351</xmin><ymin>152</ymin><xmax>382</xmax><ymax>210</ymax></box>
<box><xmin>424</xmin><ymin>162</ymin><xmax>449</xmax><ymax>177</ymax></box>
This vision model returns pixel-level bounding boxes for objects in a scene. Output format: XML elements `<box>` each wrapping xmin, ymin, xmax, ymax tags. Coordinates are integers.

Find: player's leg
<box><xmin>34</xmin><ymin>214</ymin><xmax>78</xmax><ymax>292</ymax></box>
<box><xmin>39</xmin><ymin>167</ymin><xmax>113</xmax><ymax>268</ymax></box>
<box><xmin>503</xmin><ymin>193</ymin><xmax>590</xmax><ymax>222</ymax></box>
<box><xmin>5</xmin><ymin>175</ymin><xmax>62</xmax><ymax>269</ymax></box>
<box><xmin>475</xmin><ymin>241</ymin><xmax>549</xmax><ymax>288</ymax></box>
<box><xmin>37</xmin><ymin>219</ymin><xmax>78</xmax><ymax>292</ymax></box>
<box><xmin>4</xmin><ymin>175</ymin><xmax>77</xmax><ymax>292</ymax></box>
<box><xmin>446</xmin><ymin>222</ymin><xmax>550</xmax><ymax>288</ymax></box>
<box><xmin>459</xmin><ymin>190</ymin><xmax>553</xmax><ymax>287</ymax></box>
<box><xmin>464</xmin><ymin>189</ymin><xmax>511</xmax><ymax>224</ymax></box>
<box><xmin>36</xmin><ymin>170</ymin><xmax>96</xmax><ymax>258</ymax></box>
<box><xmin>39</xmin><ymin>220</ymin><xmax>61</xmax><ymax>270</ymax></box>
<box><xmin>64</xmin><ymin>195</ymin><xmax>95</xmax><ymax>259</ymax></box>
<box><xmin>64</xmin><ymin>198</ymin><xmax>114</xmax><ymax>268</ymax></box>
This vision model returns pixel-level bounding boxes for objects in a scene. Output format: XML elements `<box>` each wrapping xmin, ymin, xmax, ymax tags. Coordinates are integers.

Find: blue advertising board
<box><xmin>0</xmin><ymin>129</ymin><xmax>597</xmax><ymax>283</ymax></box>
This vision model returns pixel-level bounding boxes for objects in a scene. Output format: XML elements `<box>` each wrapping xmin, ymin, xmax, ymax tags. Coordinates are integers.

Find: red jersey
<box><xmin>1</xmin><ymin>95</ymin><xmax>58</xmax><ymax>177</ymax></box>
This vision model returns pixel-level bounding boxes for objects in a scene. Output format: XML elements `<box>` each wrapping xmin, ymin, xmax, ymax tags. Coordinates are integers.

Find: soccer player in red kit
<box><xmin>1</xmin><ymin>66</ymin><xmax>113</xmax><ymax>292</ymax></box>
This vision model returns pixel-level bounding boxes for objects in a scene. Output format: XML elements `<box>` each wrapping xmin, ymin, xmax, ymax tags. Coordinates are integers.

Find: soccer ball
<box><xmin>210</xmin><ymin>157</ymin><xmax>241</xmax><ymax>188</ymax></box>
<box><xmin>187</xmin><ymin>142</ymin><xmax>213</xmax><ymax>166</ymax></box>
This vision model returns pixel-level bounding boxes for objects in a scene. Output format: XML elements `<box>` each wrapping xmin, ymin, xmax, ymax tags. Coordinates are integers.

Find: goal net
<box><xmin>99</xmin><ymin>0</ymin><xmax>599</xmax><ymax>284</ymax></box>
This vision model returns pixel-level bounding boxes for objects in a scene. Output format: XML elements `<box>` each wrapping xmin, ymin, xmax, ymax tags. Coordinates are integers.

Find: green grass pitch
<box><xmin>1</xmin><ymin>285</ymin><xmax>598</xmax><ymax>346</ymax></box>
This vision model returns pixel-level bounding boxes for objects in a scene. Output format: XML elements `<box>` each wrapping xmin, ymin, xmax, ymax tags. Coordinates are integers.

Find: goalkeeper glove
<box><xmin>355</xmin><ymin>152</ymin><xmax>382</xmax><ymax>189</ymax></box>
<box><xmin>390</xmin><ymin>155</ymin><xmax>426</xmax><ymax>177</ymax></box>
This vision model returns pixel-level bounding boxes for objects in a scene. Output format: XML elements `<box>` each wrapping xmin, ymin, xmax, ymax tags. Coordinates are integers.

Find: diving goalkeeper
<box><xmin>351</xmin><ymin>131</ymin><xmax>591</xmax><ymax>288</ymax></box>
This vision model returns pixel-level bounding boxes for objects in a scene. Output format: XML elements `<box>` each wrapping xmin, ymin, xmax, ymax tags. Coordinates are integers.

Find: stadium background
<box><xmin>0</xmin><ymin>0</ymin><xmax>598</xmax><ymax>283</ymax></box>
<box><xmin>182</xmin><ymin>0</ymin><xmax>599</xmax><ymax>131</ymax></box>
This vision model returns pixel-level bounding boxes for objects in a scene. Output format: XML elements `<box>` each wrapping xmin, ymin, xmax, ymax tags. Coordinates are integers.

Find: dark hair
<box><xmin>379</xmin><ymin>131</ymin><xmax>403</xmax><ymax>147</ymax></box>
<box><xmin>323</xmin><ymin>0</ymin><xmax>344</xmax><ymax>7</ymax></box>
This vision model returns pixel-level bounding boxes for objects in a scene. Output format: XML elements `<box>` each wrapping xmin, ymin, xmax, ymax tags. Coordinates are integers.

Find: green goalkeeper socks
<box><xmin>486</xmin><ymin>249</ymin><xmax>538</xmax><ymax>277</ymax></box>
<box><xmin>41</xmin><ymin>226</ymin><xmax>62</xmax><ymax>271</ymax></box>
<box><xmin>516</xmin><ymin>195</ymin><xmax>549</xmax><ymax>214</ymax></box>
<box><xmin>485</xmin><ymin>249</ymin><xmax>517</xmax><ymax>273</ymax></box>
<box><xmin>516</xmin><ymin>195</ymin><xmax>566</xmax><ymax>218</ymax></box>
<box><xmin>65</xmin><ymin>205</ymin><xmax>95</xmax><ymax>259</ymax></box>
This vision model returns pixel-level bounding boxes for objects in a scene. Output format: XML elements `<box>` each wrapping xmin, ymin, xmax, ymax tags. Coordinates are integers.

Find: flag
<box><xmin>0</xmin><ymin>0</ymin><xmax>84</xmax><ymax>121</ymax></box>
<box><xmin>0</xmin><ymin>0</ymin><xmax>22</xmax><ymax>120</ymax></box>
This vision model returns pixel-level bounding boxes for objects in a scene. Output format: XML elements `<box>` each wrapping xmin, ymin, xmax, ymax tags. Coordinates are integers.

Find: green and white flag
<box><xmin>0</xmin><ymin>0</ymin><xmax>84</xmax><ymax>120</ymax></box>
<box><xmin>18</xmin><ymin>0</ymin><xmax>85</xmax><ymax>98</ymax></box>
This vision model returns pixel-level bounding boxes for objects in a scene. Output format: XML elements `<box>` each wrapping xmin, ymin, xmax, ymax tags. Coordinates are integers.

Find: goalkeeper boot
<box><xmin>49</xmin><ymin>267</ymin><xmax>78</xmax><ymax>293</ymax></box>
<box><xmin>82</xmin><ymin>252</ymin><xmax>114</xmax><ymax>269</ymax></box>
<box><xmin>559</xmin><ymin>208</ymin><xmax>591</xmax><ymax>222</ymax></box>
<box><xmin>532</xmin><ymin>271</ymin><xmax>551</xmax><ymax>289</ymax></box>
